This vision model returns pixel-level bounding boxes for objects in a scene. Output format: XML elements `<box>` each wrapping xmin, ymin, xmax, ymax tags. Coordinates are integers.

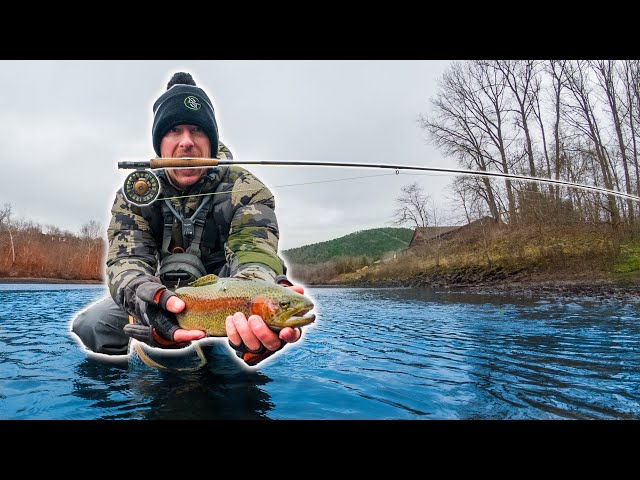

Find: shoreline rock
<box><xmin>0</xmin><ymin>277</ymin><xmax>103</xmax><ymax>285</ymax></box>
<box><xmin>325</xmin><ymin>273</ymin><xmax>640</xmax><ymax>303</ymax></box>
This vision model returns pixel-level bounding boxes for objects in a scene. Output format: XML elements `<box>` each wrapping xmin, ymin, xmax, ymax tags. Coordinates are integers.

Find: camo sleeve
<box><xmin>217</xmin><ymin>141</ymin><xmax>233</xmax><ymax>160</ymax></box>
<box><xmin>105</xmin><ymin>190</ymin><xmax>159</xmax><ymax>309</ymax></box>
<box><xmin>225</xmin><ymin>167</ymin><xmax>285</xmax><ymax>282</ymax></box>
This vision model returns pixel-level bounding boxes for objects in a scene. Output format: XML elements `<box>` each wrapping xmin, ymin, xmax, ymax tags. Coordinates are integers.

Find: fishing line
<box><xmin>159</xmin><ymin>172</ymin><xmax>399</xmax><ymax>202</ymax></box>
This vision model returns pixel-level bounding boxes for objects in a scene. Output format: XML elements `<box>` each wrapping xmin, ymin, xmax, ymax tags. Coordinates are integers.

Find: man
<box><xmin>71</xmin><ymin>71</ymin><xmax>303</xmax><ymax>367</ymax></box>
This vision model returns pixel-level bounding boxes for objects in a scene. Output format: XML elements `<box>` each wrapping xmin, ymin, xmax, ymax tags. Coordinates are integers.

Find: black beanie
<box><xmin>152</xmin><ymin>72</ymin><xmax>219</xmax><ymax>157</ymax></box>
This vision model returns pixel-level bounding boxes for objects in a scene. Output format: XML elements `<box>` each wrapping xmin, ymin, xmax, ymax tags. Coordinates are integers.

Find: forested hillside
<box><xmin>282</xmin><ymin>227</ymin><xmax>413</xmax><ymax>264</ymax></box>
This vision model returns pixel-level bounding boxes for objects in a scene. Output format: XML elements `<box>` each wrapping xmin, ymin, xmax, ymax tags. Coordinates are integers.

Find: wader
<box><xmin>71</xmin><ymin>301</ymin><xmax>244</xmax><ymax>372</ymax></box>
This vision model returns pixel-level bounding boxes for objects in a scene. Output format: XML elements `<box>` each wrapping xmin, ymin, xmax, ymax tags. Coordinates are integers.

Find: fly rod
<box><xmin>117</xmin><ymin>158</ymin><xmax>640</xmax><ymax>206</ymax></box>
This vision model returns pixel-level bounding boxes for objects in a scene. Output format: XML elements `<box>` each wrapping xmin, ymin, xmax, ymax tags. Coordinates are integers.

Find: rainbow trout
<box><xmin>174</xmin><ymin>274</ymin><xmax>316</xmax><ymax>336</ymax></box>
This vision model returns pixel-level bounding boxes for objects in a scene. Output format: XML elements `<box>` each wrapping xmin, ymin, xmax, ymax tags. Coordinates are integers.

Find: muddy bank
<box><xmin>329</xmin><ymin>267</ymin><xmax>640</xmax><ymax>303</ymax></box>
<box><xmin>0</xmin><ymin>277</ymin><xmax>103</xmax><ymax>284</ymax></box>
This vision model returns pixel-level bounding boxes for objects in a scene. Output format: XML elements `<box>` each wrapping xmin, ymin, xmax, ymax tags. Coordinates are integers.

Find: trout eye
<box><xmin>279</xmin><ymin>300</ymin><xmax>290</xmax><ymax>309</ymax></box>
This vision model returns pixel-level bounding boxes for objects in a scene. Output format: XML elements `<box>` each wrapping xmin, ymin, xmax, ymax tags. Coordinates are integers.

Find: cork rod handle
<box><xmin>148</xmin><ymin>158</ymin><xmax>222</xmax><ymax>168</ymax></box>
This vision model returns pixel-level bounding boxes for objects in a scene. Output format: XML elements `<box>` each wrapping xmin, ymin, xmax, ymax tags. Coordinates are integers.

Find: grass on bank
<box><xmin>611</xmin><ymin>242</ymin><xmax>640</xmax><ymax>283</ymax></box>
<box><xmin>288</xmin><ymin>221</ymin><xmax>640</xmax><ymax>286</ymax></box>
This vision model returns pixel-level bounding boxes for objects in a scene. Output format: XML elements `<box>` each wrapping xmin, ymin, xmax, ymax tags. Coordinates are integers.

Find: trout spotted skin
<box><xmin>174</xmin><ymin>274</ymin><xmax>315</xmax><ymax>336</ymax></box>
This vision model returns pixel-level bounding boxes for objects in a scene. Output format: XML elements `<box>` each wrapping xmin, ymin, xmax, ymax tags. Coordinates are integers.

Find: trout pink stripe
<box><xmin>184</xmin><ymin>297</ymin><xmax>249</xmax><ymax>313</ymax></box>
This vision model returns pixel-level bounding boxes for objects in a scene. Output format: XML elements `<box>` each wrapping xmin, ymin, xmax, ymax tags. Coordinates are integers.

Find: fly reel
<box><xmin>123</xmin><ymin>170</ymin><xmax>161</xmax><ymax>206</ymax></box>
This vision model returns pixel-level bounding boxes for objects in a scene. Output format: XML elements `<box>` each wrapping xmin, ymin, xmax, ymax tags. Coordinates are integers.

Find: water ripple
<box><xmin>2</xmin><ymin>284</ymin><xmax>640</xmax><ymax>419</ymax></box>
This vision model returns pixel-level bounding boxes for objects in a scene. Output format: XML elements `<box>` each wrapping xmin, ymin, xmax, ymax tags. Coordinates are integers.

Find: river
<box><xmin>1</xmin><ymin>283</ymin><xmax>639</xmax><ymax>419</ymax></box>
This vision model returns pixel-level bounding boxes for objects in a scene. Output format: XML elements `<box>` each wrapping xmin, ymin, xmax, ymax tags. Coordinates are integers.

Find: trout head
<box><xmin>250</xmin><ymin>287</ymin><xmax>316</xmax><ymax>330</ymax></box>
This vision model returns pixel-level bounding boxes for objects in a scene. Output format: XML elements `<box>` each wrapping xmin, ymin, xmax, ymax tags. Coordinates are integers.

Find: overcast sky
<box><xmin>0</xmin><ymin>60</ymin><xmax>458</xmax><ymax>250</ymax></box>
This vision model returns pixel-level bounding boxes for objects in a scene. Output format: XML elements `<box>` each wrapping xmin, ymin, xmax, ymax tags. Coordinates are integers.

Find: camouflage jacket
<box><xmin>106</xmin><ymin>141</ymin><xmax>286</xmax><ymax>313</ymax></box>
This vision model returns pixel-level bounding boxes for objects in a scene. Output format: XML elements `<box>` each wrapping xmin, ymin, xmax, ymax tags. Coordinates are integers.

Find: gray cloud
<box><xmin>0</xmin><ymin>60</ymin><xmax>454</xmax><ymax>250</ymax></box>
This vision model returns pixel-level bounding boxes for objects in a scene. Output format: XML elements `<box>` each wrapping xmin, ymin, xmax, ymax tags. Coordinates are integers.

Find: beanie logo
<box><xmin>184</xmin><ymin>96</ymin><xmax>201</xmax><ymax>110</ymax></box>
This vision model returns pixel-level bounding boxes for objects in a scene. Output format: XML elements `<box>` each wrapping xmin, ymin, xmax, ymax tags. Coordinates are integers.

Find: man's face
<box><xmin>160</xmin><ymin>124</ymin><xmax>211</xmax><ymax>189</ymax></box>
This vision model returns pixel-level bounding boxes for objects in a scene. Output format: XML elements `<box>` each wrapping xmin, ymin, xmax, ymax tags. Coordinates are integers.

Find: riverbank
<box><xmin>302</xmin><ymin>221</ymin><xmax>640</xmax><ymax>303</ymax></box>
<box><xmin>451</xmin><ymin>278</ymin><xmax>640</xmax><ymax>302</ymax></box>
<box><xmin>2</xmin><ymin>273</ymin><xmax>638</xmax><ymax>303</ymax></box>
<box><xmin>329</xmin><ymin>269</ymin><xmax>640</xmax><ymax>303</ymax></box>
<box><xmin>0</xmin><ymin>277</ymin><xmax>103</xmax><ymax>284</ymax></box>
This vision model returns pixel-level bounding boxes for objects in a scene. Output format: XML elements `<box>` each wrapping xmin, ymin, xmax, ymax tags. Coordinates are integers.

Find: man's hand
<box><xmin>226</xmin><ymin>284</ymin><xmax>305</xmax><ymax>365</ymax></box>
<box><xmin>123</xmin><ymin>277</ymin><xmax>205</xmax><ymax>348</ymax></box>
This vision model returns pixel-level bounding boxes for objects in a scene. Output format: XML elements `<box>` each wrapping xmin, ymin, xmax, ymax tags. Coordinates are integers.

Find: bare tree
<box><xmin>593</xmin><ymin>60</ymin><xmax>635</xmax><ymax>225</ymax></box>
<box><xmin>621</xmin><ymin>60</ymin><xmax>640</xmax><ymax>196</ymax></box>
<box><xmin>392</xmin><ymin>182</ymin><xmax>431</xmax><ymax>228</ymax></box>
<box><xmin>564</xmin><ymin>60</ymin><xmax>621</xmax><ymax>227</ymax></box>
<box><xmin>80</xmin><ymin>220</ymin><xmax>103</xmax><ymax>239</ymax></box>
<box><xmin>471</xmin><ymin>60</ymin><xmax>518</xmax><ymax>223</ymax></box>
<box><xmin>0</xmin><ymin>203</ymin><xmax>10</xmax><ymax>226</ymax></box>
<box><xmin>0</xmin><ymin>203</ymin><xmax>15</xmax><ymax>266</ymax></box>
<box><xmin>422</xmin><ymin>58</ymin><xmax>640</xmax><ymax>236</ymax></box>
<box><xmin>541</xmin><ymin>60</ymin><xmax>569</xmax><ymax>206</ymax></box>
<box><xmin>495</xmin><ymin>60</ymin><xmax>540</xmax><ymax>187</ymax></box>
<box><xmin>449</xmin><ymin>176</ymin><xmax>496</xmax><ymax>224</ymax></box>
<box><xmin>45</xmin><ymin>225</ymin><xmax>63</xmax><ymax>236</ymax></box>
<box><xmin>419</xmin><ymin>61</ymin><xmax>502</xmax><ymax>222</ymax></box>
<box><xmin>79</xmin><ymin>220</ymin><xmax>105</xmax><ymax>276</ymax></box>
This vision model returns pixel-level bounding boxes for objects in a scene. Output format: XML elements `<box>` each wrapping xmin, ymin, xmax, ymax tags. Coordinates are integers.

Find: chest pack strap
<box><xmin>161</xmin><ymin>196</ymin><xmax>214</xmax><ymax>257</ymax></box>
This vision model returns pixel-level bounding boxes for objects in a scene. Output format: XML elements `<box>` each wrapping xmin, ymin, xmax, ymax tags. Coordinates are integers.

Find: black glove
<box><xmin>228</xmin><ymin>338</ymin><xmax>287</xmax><ymax>366</ymax></box>
<box><xmin>275</xmin><ymin>274</ymin><xmax>293</xmax><ymax>287</ymax></box>
<box><xmin>228</xmin><ymin>326</ymin><xmax>303</xmax><ymax>366</ymax></box>
<box><xmin>122</xmin><ymin>275</ymin><xmax>186</xmax><ymax>348</ymax></box>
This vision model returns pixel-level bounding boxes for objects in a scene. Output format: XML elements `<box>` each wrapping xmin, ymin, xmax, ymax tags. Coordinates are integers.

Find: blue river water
<box><xmin>1</xmin><ymin>283</ymin><xmax>639</xmax><ymax>420</ymax></box>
